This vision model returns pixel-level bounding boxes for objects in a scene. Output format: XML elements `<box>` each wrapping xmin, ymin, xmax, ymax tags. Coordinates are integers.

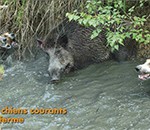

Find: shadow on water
<box><xmin>0</xmin><ymin>57</ymin><xmax>150</xmax><ymax>130</ymax></box>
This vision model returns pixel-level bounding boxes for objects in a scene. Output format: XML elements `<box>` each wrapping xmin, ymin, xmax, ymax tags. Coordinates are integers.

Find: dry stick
<box><xmin>1</xmin><ymin>0</ymin><xmax>85</xmax><ymax>59</ymax></box>
<box><xmin>19</xmin><ymin>0</ymin><xmax>32</xmax><ymax>58</ymax></box>
<box><xmin>0</xmin><ymin>5</ymin><xmax>8</xmax><ymax>9</ymax></box>
<box><xmin>35</xmin><ymin>9</ymin><xmax>51</xmax><ymax>35</ymax></box>
<box><xmin>34</xmin><ymin>0</ymin><xmax>79</xmax><ymax>36</ymax></box>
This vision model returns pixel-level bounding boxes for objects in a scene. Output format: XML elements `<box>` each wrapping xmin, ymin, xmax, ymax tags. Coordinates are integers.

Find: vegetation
<box><xmin>66</xmin><ymin>0</ymin><xmax>150</xmax><ymax>51</ymax></box>
<box><xmin>0</xmin><ymin>0</ymin><xmax>150</xmax><ymax>58</ymax></box>
<box><xmin>0</xmin><ymin>0</ymin><xmax>86</xmax><ymax>59</ymax></box>
<box><xmin>0</xmin><ymin>65</ymin><xmax>4</xmax><ymax>80</ymax></box>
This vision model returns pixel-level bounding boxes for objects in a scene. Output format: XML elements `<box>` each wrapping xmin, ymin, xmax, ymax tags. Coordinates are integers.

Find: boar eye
<box><xmin>60</xmin><ymin>68</ymin><xmax>64</xmax><ymax>72</ymax></box>
<box><xmin>65</xmin><ymin>63</ymin><xmax>70</xmax><ymax>69</ymax></box>
<box><xmin>55</xmin><ymin>49</ymin><xmax>62</xmax><ymax>56</ymax></box>
<box><xmin>56</xmin><ymin>49</ymin><xmax>61</xmax><ymax>53</ymax></box>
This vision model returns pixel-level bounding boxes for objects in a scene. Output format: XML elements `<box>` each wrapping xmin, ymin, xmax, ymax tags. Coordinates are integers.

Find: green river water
<box><xmin>0</xmin><ymin>56</ymin><xmax>150</xmax><ymax>130</ymax></box>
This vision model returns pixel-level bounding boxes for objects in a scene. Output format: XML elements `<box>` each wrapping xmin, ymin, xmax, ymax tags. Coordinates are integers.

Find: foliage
<box><xmin>66</xmin><ymin>0</ymin><xmax>150</xmax><ymax>51</ymax></box>
<box><xmin>0</xmin><ymin>65</ymin><xmax>4</xmax><ymax>80</ymax></box>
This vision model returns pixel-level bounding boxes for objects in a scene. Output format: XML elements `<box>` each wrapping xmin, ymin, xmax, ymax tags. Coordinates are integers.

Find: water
<box><xmin>0</xmin><ymin>56</ymin><xmax>150</xmax><ymax>130</ymax></box>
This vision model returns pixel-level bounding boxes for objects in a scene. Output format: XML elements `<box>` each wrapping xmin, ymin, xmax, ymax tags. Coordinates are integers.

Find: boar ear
<box><xmin>56</xmin><ymin>34</ymin><xmax>68</xmax><ymax>48</ymax></box>
<box><xmin>36</xmin><ymin>39</ymin><xmax>43</xmax><ymax>47</ymax></box>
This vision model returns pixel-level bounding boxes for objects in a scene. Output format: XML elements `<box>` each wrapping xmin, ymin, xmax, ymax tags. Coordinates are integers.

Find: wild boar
<box><xmin>37</xmin><ymin>22</ymin><xmax>110</xmax><ymax>83</ymax></box>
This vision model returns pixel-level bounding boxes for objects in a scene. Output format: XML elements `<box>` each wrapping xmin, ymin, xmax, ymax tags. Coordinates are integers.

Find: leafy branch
<box><xmin>66</xmin><ymin>0</ymin><xmax>150</xmax><ymax>51</ymax></box>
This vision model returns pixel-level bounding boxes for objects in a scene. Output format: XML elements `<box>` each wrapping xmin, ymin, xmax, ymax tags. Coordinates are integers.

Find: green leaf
<box><xmin>83</xmin><ymin>19</ymin><xmax>89</xmax><ymax>25</ymax></box>
<box><xmin>73</xmin><ymin>15</ymin><xmax>80</xmax><ymax>21</ymax></box>
<box><xmin>0</xmin><ymin>65</ymin><xmax>4</xmax><ymax>74</ymax></box>
<box><xmin>0</xmin><ymin>65</ymin><xmax>4</xmax><ymax>81</ymax></box>
<box><xmin>114</xmin><ymin>45</ymin><xmax>119</xmax><ymax>50</ymax></box>
<box><xmin>128</xmin><ymin>6</ymin><xmax>135</xmax><ymax>13</ymax></box>
<box><xmin>91</xmin><ymin>30</ymin><xmax>99</xmax><ymax>39</ymax></box>
<box><xmin>88</xmin><ymin>19</ymin><xmax>95</xmax><ymax>26</ymax></box>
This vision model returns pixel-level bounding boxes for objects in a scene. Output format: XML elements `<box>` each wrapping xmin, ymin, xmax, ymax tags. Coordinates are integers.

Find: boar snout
<box><xmin>48</xmin><ymin>67</ymin><xmax>61</xmax><ymax>83</ymax></box>
<box><xmin>51</xmin><ymin>78</ymin><xmax>60</xmax><ymax>83</ymax></box>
